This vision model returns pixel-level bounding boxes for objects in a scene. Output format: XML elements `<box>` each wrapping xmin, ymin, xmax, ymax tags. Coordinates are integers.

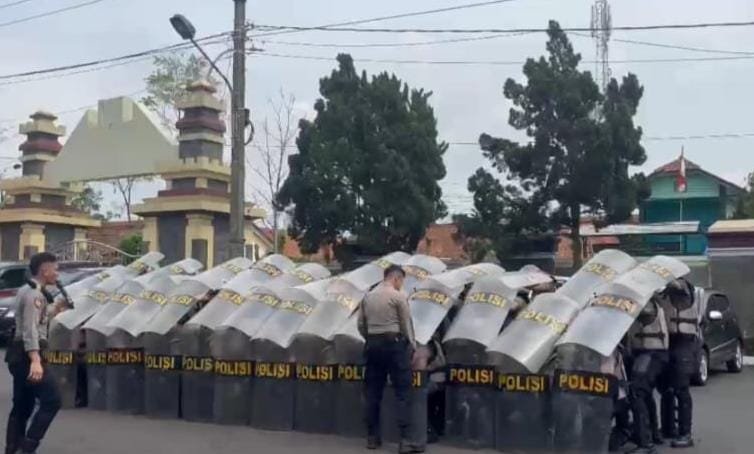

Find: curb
<box><xmin>744</xmin><ymin>356</ymin><xmax>754</xmax><ymax>367</ymax></box>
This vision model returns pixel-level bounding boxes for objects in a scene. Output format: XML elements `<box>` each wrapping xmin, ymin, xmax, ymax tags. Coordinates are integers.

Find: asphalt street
<box><xmin>0</xmin><ymin>365</ymin><xmax>750</xmax><ymax>453</ymax></box>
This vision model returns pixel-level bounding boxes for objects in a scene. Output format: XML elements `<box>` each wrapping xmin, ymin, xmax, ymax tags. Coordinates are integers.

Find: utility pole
<box><xmin>229</xmin><ymin>0</ymin><xmax>247</xmax><ymax>258</ymax></box>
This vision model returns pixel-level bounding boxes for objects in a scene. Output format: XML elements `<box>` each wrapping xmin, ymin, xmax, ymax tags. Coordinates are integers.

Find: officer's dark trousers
<box><xmin>630</xmin><ymin>351</ymin><xmax>666</xmax><ymax>448</ymax></box>
<box><xmin>661</xmin><ymin>336</ymin><xmax>697</xmax><ymax>437</ymax></box>
<box><xmin>5</xmin><ymin>352</ymin><xmax>61</xmax><ymax>454</ymax></box>
<box><xmin>365</xmin><ymin>334</ymin><xmax>411</xmax><ymax>441</ymax></box>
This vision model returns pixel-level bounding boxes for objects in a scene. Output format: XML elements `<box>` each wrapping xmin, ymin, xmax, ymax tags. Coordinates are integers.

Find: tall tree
<box><xmin>277</xmin><ymin>54</ymin><xmax>447</xmax><ymax>263</ymax></box>
<box><xmin>247</xmin><ymin>90</ymin><xmax>298</xmax><ymax>253</ymax></box>
<box><xmin>142</xmin><ymin>53</ymin><xmax>221</xmax><ymax>133</ymax></box>
<box><xmin>461</xmin><ymin>21</ymin><xmax>646</xmax><ymax>267</ymax></box>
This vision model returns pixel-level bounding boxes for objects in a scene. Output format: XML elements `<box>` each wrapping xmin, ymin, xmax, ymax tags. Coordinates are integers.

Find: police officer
<box><xmin>659</xmin><ymin>278</ymin><xmax>699</xmax><ymax>448</ymax></box>
<box><xmin>626</xmin><ymin>297</ymin><xmax>669</xmax><ymax>454</ymax></box>
<box><xmin>5</xmin><ymin>253</ymin><xmax>68</xmax><ymax>454</ymax></box>
<box><xmin>358</xmin><ymin>265</ymin><xmax>418</xmax><ymax>454</ymax></box>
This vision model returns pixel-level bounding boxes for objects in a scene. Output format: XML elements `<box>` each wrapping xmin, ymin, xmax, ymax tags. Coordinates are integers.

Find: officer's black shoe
<box><xmin>609</xmin><ymin>429</ymin><xmax>629</xmax><ymax>451</ymax></box>
<box><xmin>366</xmin><ymin>437</ymin><xmax>382</xmax><ymax>450</ymax></box>
<box><xmin>626</xmin><ymin>445</ymin><xmax>658</xmax><ymax>454</ymax></box>
<box><xmin>652</xmin><ymin>431</ymin><xmax>665</xmax><ymax>445</ymax></box>
<box><xmin>671</xmin><ymin>434</ymin><xmax>694</xmax><ymax>448</ymax></box>
<box><xmin>398</xmin><ymin>441</ymin><xmax>423</xmax><ymax>453</ymax></box>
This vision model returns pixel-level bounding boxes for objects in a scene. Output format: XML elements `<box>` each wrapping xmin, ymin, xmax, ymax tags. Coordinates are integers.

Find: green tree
<box><xmin>119</xmin><ymin>233</ymin><xmax>144</xmax><ymax>261</ymax></box>
<box><xmin>460</xmin><ymin>21</ymin><xmax>646</xmax><ymax>267</ymax></box>
<box><xmin>71</xmin><ymin>184</ymin><xmax>104</xmax><ymax>215</ymax></box>
<box><xmin>142</xmin><ymin>53</ymin><xmax>220</xmax><ymax>132</ymax></box>
<box><xmin>277</xmin><ymin>54</ymin><xmax>447</xmax><ymax>263</ymax></box>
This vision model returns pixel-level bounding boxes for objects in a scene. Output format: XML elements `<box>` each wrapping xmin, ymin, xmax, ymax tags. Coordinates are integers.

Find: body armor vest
<box><xmin>631</xmin><ymin>301</ymin><xmax>669</xmax><ymax>351</ymax></box>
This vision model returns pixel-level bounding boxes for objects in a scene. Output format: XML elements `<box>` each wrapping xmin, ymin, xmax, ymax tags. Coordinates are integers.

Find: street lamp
<box><xmin>170</xmin><ymin>7</ymin><xmax>248</xmax><ymax>260</ymax></box>
<box><xmin>170</xmin><ymin>14</ymin><xmax>233</xmax><ymax>93</ymax></box>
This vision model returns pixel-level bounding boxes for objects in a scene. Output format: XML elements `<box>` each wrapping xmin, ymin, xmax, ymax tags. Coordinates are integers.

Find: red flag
<box><xmin>676</xmin><ymin>149</ymin><xmax>687</xmax><ymax>192</ymax></box>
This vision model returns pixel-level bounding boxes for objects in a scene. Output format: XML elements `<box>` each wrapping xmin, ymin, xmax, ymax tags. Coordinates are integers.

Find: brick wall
<box><xmin>88</xmin><ymin>221</ymin><xmax>144</xmax><ymax>248</ymax></box>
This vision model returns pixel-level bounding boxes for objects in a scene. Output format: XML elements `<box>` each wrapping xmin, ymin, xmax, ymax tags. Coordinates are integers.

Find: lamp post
<box><xmin>170</xmin><ymin>2</ymin><xmax>248</xmax><ymax>259</ymax></box>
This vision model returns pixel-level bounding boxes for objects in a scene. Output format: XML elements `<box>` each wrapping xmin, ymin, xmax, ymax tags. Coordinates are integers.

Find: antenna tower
<box><xmin>591</xmin><ymin>0</ymin><xmax>612</xmax><ymax>93</ymax></box>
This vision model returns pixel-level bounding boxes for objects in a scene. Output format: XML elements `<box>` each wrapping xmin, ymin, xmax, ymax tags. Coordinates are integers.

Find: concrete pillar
<box><xmin>185</xmin><ymin>214</ymin><xmax>214</xmax><ymax>268</ymax></box>
<box><xmin>142</xmin><ymin>217</ymin><xmax>159</xmax><ymax>253</ymax></box>
<box><xmin>73</xmin><ymin>228</ymin><xmax>87</xmax><ymax>260</ymax></box>
<box><xmin>19</xmin><ymin>223</ymin><xmax>45</xmax><ymax>260</ymax></box>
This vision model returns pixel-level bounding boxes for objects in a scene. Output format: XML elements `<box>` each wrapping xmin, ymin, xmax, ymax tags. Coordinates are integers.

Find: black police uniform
<box><xmin>660</xmin><ymin>279</ymin><xmax>699</xmax><ymax>448</ymax></box>
<box><xmin>627</xmin><ymin>298</ymin><xmax>669</xmax><ymax>454</ymax></box>
<box><xmin>5</xmin><ymin>282</ymin><xmax>62</xmax><ymax>454</ymax></box>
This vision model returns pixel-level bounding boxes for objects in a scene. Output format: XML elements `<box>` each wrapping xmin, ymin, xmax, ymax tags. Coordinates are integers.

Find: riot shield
<box><xmin>556</xmin><ymin>255</ymin><xmax>690</xmax><ymax>357</ymax></box>
<box><xmin>343</xmin><ymin>252</ymin><xmax>411</xmax><ymax>290</ymax></box>
<box><xmin>250</xmin><ymin>280</ymin><xmax>330</xmax><ymax>431</ymax></box>
<box><xmin>487</xmin><ymin>250</ymin><xmax>637</xmax><ymax>373</ymax></box>
<box><xmin>411</xmin><ymin>263</ymin><xmax>506</xmax><ymax>346</ymax></box>
<box><xmin>440</xmin><ymin>278</ymin><xmax>518</xmax><ymax>449</ymax></box>
<box><xmin>290</xmin><ymin>253</ymin><xmax>412</xmax><ymax>365</ymax></box>
<box><xmin>195</xmin><ymin>262</ymin><xmax>329</xmax><ymax>424</ymax></box>
<box><xmin>185</xmin><ymin>254</ymin><xmax>298</xmax><ymax>329</ymax></box>
<box><xmin>289</xmin><ymin>278</ymin><xmax>364</xmax><ymax>364</ymax></box>
<box><xmin>53</xmin><ymin>252</ymin><xmax>163</xmax><ymax>329</ymax></box>
<box><xmin>443</xmin><ymin>268</ymin><xmax>553</xmax><ymax>364</ymax></box>
<box><xmin>402</xmin><ymin>254</ymin><xmax>447</xmax><ymax>294</ymax></box>
<box><xmin>45</xmin><ymin>264</ymin><xmax>128</xmax><ymax>409</ymax></box>
<box><xmin>105</xmin><ymin>276</ymin><xmax>180</xmax><ymax>415</ymax></box>
<box><xmin>141</xmin><ymin>258</ymin><xmax>252</xmax><ymax>421</ymax></box>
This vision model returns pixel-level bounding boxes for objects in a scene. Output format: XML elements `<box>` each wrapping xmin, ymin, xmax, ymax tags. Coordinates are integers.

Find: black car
<box><xmin>0</xmin><ymin>267</ymin><xmax>104</xmax><ymax>344</ymax></box>
<box><xmin>692</xmin><ymin>288</ymin><xmax>744</xmax><ymax>386</ymax></box>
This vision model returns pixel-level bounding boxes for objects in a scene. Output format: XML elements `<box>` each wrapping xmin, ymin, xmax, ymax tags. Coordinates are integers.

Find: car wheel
<box><xmin>691</xmin><ymin>349</ymin><xmax>709</xmax><ymax>387</ymax></box>
<box><xmin>726</xmin><ymin>341</ymin><xmax>744</xmax><ymax>373</ymax></box>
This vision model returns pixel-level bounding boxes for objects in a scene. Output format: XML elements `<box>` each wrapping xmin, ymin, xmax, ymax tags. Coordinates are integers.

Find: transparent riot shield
<box><xmin>212</xmin><ymin>263</ymin><xmax>331</xmax><ymax>426</ymax></box>
<box><xmin>402</xmin><ymin>254</ymin><xmax>447</xmax><ymax>294</ymax></box>
<box><xmin>440</xmin><ymin>275</ymin><xmax>519</xmax><ymax>449</ymax></box>
<box><xmin>411</xmin><ymin>263</ymin><xmax>506</xmax><ymax>346</ymax></box>
<box><xmin>556</xmin><ymin>256</ymin><xmax>691</xmax><ymax>356</ymax></box>
<box><xmin>250</xmin><ymin>280</ymin><xmax>330</xmax><ymax>431</ymax></box>
<box><xmin>488</xmin><ymin>250</ymin><xmax>637</xmax><ymax>453</ymax></box>
<box><xmin>47</xmin><ymin>254</ymin><xmax>162</xmax><ymax>410</ymax></box>
<box><xmin>141</xmin><ymin>258</ymin><xmax>252</xmax><ymax>421</ymax></box>
<box><xmin>181</xmin><ymin>260</ymin><xmax>322</xmax><ymax>423</ymax></box>
<box><xmin>104</xmin><ymin>276</ymin><xmax>180</xmax><ymax>415</ymax></box>
<box><xmin>343</xmin><ymin>252</ymin><xmax>411</xmax><ymax>290</ymax></box>
<box><xmin>487</xmin><ymin>250</ymin><xmax>637</xmax><ymax>373</ymax></box>
<box><xmin>54</xmin><ymin>252</ymin><xmax>164</xmax><ymax>330</ymax></box>
<box><xmin>46</xmin><ymin>265</ymin><xmax>128</xmax><ymax>409</ymax></box>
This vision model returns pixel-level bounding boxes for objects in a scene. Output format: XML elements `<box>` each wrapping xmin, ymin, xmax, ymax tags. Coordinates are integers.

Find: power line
<box><xmin>571</xmin><ymin>31</ymin><xmax>754</xmax><ymax>56</ymax></box>
<box><xmin>0</xmin><ymin>0</ymin><xmax>107</xmax><ymax>28</ymax></box>
<box><xmin>259</xmin><ymin>32</ymin><xmax>532</xmax><ymax>49</ymax></box>
<box><xmin>254</xmin><ymin>20</ymin><xmax>754</xmax><ymax>35</ymax></box>
<box><xmin>253</xmin><ymin>51</ymin><xmax>754</xmax><ymax>66</ymax></box>
<box><xmin>249</xmin><ymin>0</ymin><xmax>518</xmax><ymax>38</ymax></box>
<box><xmin>0</xmin><ymin>0</ymin><xmax>34</xmax><ymax>10</ymax></box>
<box><xmin>0</xmin><ymin>33</ymin><xmax>229</xmax><ymax>81</ymax></box>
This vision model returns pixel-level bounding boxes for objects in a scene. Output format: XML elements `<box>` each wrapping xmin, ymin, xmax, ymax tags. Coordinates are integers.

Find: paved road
<box><xmin>0</xmin><ymin>366</ymin><xmax>751</xmax><ymax>453</ymax></box>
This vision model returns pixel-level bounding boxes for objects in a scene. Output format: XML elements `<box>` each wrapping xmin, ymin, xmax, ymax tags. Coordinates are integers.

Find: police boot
<box><xmin>652</xmin><ymin>429</ymin><xmax>664</xmax><ymax>446</ymax></box>
<box><xmin>366</xmin><ymin>436</ymin><xmax>382</xmax><ymax>450</ymax></box>
<box><xmin>608</xmin><ymin>428</ymin><xmax>629</xmax><ymax>452</ymax></box>
<box><xmin>398</xmin><ymin>441</ymin><xmax>423</xmax><ymax>454</ymax></box>
<box><xmin>626</xmin><ymin>445</ymin><xmax>658</xmax><ymax>454</ymax></box>
<box><xmin>671</xmin><ymin>434</ymin><xmax>694</xmax><ymax>448</ymax></box>
<box><xmin>18</xmin><ymin>438</ymin><xmax>38</xmax><ymax>454</ymax></box>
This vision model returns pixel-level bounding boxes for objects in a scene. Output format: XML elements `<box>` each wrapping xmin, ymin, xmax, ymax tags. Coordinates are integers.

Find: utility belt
<box><xmin>366</xmin><ymin>332</ymin><xmax>405</xmax><ymax>341</ymax></box>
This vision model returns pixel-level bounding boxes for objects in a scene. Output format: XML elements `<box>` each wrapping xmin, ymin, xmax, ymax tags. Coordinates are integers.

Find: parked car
<box><xmin>0</xmin><ymin>267</ymin><xmax>105</xmax><ymax>344</ymax></box>
<box><xmin>0</xmin><ymin>263</ymin><xmax>32</xmax><ymax>299</ymax></box>
<box><xmin>692</xmin><ymin>288</ymin><xmax>744</xmax><ymax>386</ymax></box>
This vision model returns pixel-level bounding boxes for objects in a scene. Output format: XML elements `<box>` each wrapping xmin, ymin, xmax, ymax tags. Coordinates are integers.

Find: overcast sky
<box><xmin>1</xmin><ymin>0</ymin><xmax>753</xmax><ymax>218</ymax></box>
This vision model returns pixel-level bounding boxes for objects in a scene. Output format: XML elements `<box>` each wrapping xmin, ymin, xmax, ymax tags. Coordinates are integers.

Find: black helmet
<box><xmin>638</xmin><ymin>300</ymin><xmax>658</xmax><ymax>326</ymax></box>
